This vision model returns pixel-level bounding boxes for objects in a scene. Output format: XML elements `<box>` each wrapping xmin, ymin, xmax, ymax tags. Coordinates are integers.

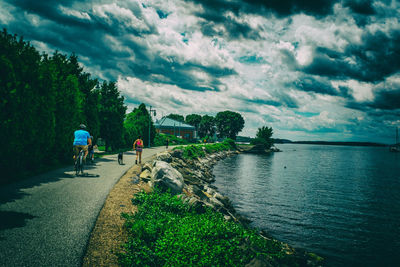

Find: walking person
<box><xmin>166</xmin><ymin>137</ymin><xmax>169</xmax><ymax>149</ymax></box>
<box><xmin>133</xmin><ymin>136</ymin><xmax>144</xmax><ymax>164</ymax></box>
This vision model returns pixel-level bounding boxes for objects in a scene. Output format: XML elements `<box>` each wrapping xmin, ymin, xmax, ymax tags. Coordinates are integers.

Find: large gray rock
<box><xmin>171</xmin><ymin>149</ymin><xmax>183</xmax><ymax>159</ymax></box>
<box><xmin>151</xmin><ymin>161</ymin><xmax>184</xmax><ymax>194</ymax></box>
<box><xmin>142</xmin><ymin>162</ymin><xmax>153</xmax><ymax>172</ymax></box>
<box><xmin>140</xmin><ymin>169</ymin><xmax>151</xmax><ymax>181</ymax></box>
<box><xmin>156</xmin><ymin>151</ymin><xmax>172</xmax><ymax>163</ymax></box>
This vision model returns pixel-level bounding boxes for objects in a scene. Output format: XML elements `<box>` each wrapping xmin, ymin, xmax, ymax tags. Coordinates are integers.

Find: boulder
<box><xmin>156</xmin><ymin>151</ymin><xmax>172</xmax><ymax>163</ymax></box>
<box><xmin>270</xmin><ymin>146</ymin><xmax>282</xmax><ymax>152</ymax></box>
<box><xmin>142</xmin><ymin>162</ymin><xmax>153</xmax><ymax>172</ymax></box>
<box><xmin>139</xmin><ymin>169</ymin><xmax>151</xmax><ymax>181</ymax></box>
<box><xmin>245</xmin><ymin>255</ymin><xmax>273</xmax><ymax>267</ymax></box>
<box><xmin>209</xmin><ymin>197</ymin><xmax>224</xmax><ymax>208</ymax></box>
<box><xmin>246</xmin><ymin>144</ymin><xmax>268</xmax><ymax>154</ymax></box>
<box><xmin>151</xmin><ymin>161</ymin><xmax>184</xmax><ymax>194</ymax></box>
<box><xmin>171</xmin><ymin>149</ymin><xmax>183</xmax><ymax>159</ymax></box>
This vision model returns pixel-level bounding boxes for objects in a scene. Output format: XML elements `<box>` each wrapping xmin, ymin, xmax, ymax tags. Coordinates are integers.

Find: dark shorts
<box><xmin>136</xmin><ymin>147</ymin><xmax>143</xmax><ymax>152</ymax></box>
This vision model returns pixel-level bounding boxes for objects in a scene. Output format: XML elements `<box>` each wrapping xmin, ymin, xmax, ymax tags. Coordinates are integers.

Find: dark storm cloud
<box><xmin>343</xmin><ymin>0</ymin><xmax>376</xmax><ymax>15</ymax></box>
<box><xmin>369</xmin><ymin>88</ymin><xmax>400</xmax><ymax>110</ymax></box>
<box><xmin>198</xmin><ymin>17</ymin><xmax>261</xmax><ymax>40</ymax></box>
<box><xmin>7</xmin><ymin>0</ymin><xmax>94</xmax><ymax>29</ymax></box>
<box><xmin>276</xmin><ymin>92</ymin><xmax>299</xmax><ymax>108</ymax></box>
<box><xmin>292</xmin><ymin>76</ymin><xmax>352</xmax><ymax>98</ymax></box>
<box><xmin>347</xmin><ymin>83</ymin><xmax>400</xmax><ymax>112</ymax></box>
<box><xmin>283</xmin><ymin>29</ymin><xmax>400</xmax><ymax>83</ymax></box>
<box><xmin>3</xmin><ymin>0</ymin><xmax>237</xmax><ymax>89</ymax></box>
<box><xmin>344</xmin><ymin>107</ymin><xmax>399</xmax><ymax>143</ymax></box>
<box><xmin>241</xmin><ymin>0</ymin><xmax>338</xmax><ymax>17</ymax></box>
<box><xmin>185</xmin><ymin>0</ymin><xmax>341</xmax><ymax>39</ymax></box>
<box><xmin>128</xmin><ymin>54</ymin><xmax>237</xmax><ymax>92</ymax></box>
<box><xmin>186</xmin><ymin>0</ymin><xmax>339</xmax><ymax>18</ymax></box>
<box><xmin>243</xmin><ymin>91</ymin><xmax>299</xmax><ymax>109</ymax></box>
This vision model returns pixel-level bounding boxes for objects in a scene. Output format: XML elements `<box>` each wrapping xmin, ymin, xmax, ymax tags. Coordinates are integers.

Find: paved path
<box><xmin>0</xmin><ymin>146</ymin><xmax>168</xmax><ymax>267</ymax></box>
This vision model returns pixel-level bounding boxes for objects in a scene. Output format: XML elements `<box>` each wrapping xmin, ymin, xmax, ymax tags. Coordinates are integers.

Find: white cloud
<box><xmin>295</xmin><ymin>45</ymin><xmax>313</xmax><ymax>66</ymax></box>
<box><xmin>332</xmin><ymin>80</ymin><xmax>374</xmax><ymax>102</ymax></box>
<box><xmin>3</xmin><ymin>0</ymin><xmax>399</xmax><ymax>143</ymax></box>
<box><xmin>0</xmin><ymin>2</ymin><xmax>15</xmax><ymax>24</ymax></box>
<box><xmin>59</xmin><ymin>6</ymin><xmax>91</xmax><ymax>21</ymax></box>
<box><xmin>92</xmin><ymin>2</ymin><xmax>151</xmax><ymax>32</ymax></box>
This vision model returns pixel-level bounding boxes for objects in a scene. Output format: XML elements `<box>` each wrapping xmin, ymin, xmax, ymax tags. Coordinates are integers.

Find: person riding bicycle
<box><xmin>87</xmin><ymin>136</ymin><xmax>95</xmax><ymax>163</ymax></box>
<box><xmin>73</xmin><ymin>124</ymin><xmax>91</xmax><ymax>162</ymax></box>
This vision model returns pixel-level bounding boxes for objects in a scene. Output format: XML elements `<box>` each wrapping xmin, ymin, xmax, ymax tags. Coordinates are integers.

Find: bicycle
<box><xmin>75</xmin><ymin>148</ymin><xmax>85</xmax><ymax>176</ymax></box>
<box><xmin>88</xmin><ymin>148</ymin><xmax>95</xmax><ymax>164</ymax></box>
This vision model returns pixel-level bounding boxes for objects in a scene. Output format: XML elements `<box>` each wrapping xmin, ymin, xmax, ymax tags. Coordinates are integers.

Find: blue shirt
<box><xmin>73</xmin><ymin>130</ymin><xmax>90</xmax><ymax>146</ymax></box>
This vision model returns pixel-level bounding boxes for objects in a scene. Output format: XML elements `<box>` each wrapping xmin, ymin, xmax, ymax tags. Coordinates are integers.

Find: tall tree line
<box><xmin>165</xmin><ymin>111</ymin><xmax>245</xmax><ymax>140</ymax></box>
<box><xmin>0</xmin><ymin>29</ymin><xmax>126</xmax><ymax>184</ymax></box>
<box><xmin>124</xmin><ymin>103</ymin><xmax>156</xmax><ymax>148</ymax></box>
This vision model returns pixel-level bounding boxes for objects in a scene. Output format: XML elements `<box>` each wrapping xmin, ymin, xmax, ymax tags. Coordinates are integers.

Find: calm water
<box><xmin>213</xmin><ymin>144</ymin><xmax>400</xmax><ymax>267</ymax></box>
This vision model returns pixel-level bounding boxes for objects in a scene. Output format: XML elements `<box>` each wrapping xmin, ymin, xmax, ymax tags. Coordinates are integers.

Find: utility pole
<box><xmin>148</xmin><ymin>106</ymin><xmax>156</xmax><ymax>148</ymax></box>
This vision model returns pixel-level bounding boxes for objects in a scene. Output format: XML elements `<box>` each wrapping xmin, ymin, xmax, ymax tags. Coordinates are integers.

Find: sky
<box><xmin>1</xmin><ymin>0</ymin><xmax>399</xmax><ymax>143</ymax></box>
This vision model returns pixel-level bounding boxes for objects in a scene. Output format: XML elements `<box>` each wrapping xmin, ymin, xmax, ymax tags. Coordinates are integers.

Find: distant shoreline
<box><xmin>274</xmin><ymin>140</ymin><xmax>388</xmax><ymax>147</ymax></box>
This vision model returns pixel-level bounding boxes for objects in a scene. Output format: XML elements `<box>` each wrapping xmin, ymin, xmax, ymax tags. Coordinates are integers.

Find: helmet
<box><xmin>79</xmin><ymin>124</ymin><xmax>87</xmax><ymax>129</ymax></box>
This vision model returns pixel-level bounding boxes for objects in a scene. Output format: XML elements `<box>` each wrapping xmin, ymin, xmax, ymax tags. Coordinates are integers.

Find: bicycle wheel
<box><xmin>75</xmin><ymin>157</ymin><xmax>79</xmax><ymax>176</ymax></box>
<box><xmin>79</xmin><ymin>152</ymin><xmax>84</xmax><ymax>175</ymax></box>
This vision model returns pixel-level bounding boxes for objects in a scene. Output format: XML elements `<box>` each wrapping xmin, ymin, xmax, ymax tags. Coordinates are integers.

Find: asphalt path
<box><xmin>0</xmin><ymin>146</ymin><xmax>168</xmax><ymax>267</ymax></box>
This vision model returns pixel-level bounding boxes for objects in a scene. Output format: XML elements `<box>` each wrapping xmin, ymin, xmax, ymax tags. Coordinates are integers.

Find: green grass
<box><xmin>174</xmin><ymin>138</ymin><xmax>236</xmax><ymax>160</ymax></box>
<box><xmin>154</xmin><ymin>133</ymin><xmax>190</xmax><ymax>146</ymax></box>
<box><xmin>118</xmin><ymin>189</ymin><xmax>294</xmax><ymax>267</ymax></box>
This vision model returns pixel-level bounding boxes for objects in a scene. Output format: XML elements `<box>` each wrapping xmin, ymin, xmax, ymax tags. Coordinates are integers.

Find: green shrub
<box><xmin>174</xmin><ymin>138</ymin><xmax>236</xmax><ymax>160</ymax></box>
<box><xmin>223</xmin><ymin>138</ymin><xmax>237</xmax><ymax>149</ymax></box>
<box><xmin>154</xmin><ymin>133</ymin><xmax>189</xmax><ymax>146</ymax></box>
<box><xmin>119</xmin><ymin>189</ymin><xmax>287</xmax><ymax>267</ymax></box>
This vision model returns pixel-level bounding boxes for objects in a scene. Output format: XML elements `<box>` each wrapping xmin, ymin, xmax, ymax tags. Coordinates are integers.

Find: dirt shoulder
<box><xmin>82</xmin><ymin>163</ymin><xmax>150</xmax><ymax>266</ymax></box>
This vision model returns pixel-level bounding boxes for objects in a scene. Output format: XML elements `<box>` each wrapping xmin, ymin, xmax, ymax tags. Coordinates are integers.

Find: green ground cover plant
<box><xmin>154</xmin><ymin>133</ymin><xmax>189</xmax><ymax>147</ymax></box>
<box><xmin>119</xmin><ymin>189</ymin><xmax>292</xmax><ymax>267</ymax></box>
<box><xmin>174</xmin><ymin>138</ymin><xmax>236</xmax><ymax>160</ymax></box>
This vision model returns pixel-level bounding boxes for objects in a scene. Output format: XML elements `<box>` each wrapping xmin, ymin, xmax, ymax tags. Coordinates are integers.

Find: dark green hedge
<box><xmin>0</xmin><ymin>29</ymin><xmax>126</xmax><ymax>184</ymax></box>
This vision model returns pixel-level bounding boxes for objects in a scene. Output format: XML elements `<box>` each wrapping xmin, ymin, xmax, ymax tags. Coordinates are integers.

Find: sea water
<box><xmin>212</xmin><ymin>144</ymin><xmax>400</xmax><ymax>266</ymax></box>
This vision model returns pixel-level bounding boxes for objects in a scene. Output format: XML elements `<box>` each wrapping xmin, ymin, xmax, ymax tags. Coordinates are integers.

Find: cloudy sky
<box><xmin>1</xmin><ymin>0</ymin><xmax>400</xmax><ymax>143</ymax></box>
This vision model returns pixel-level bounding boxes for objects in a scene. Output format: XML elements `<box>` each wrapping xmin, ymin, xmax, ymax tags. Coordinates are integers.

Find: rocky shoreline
<box><xmin>137</xmin><ymin>147</ymin><xmax>324</xmax><ymax>266</ymax></box>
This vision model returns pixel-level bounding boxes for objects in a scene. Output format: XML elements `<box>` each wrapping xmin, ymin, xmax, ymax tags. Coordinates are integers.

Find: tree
<box><xmin>77</xmin><ymin>69</ymin><xmax>100</xmax><ymax>143</ymax></box>
<box><xmin>215</xmin><ymin>111</ymin><xmax>244</xmax><ymax>140</ymax></box>
<box><xmin>51</xmin><ymin>52</ymin><xmax>85</xmax><ymax>162</ymax></box>
<box><xmin>0</xmin><ymin>28</ymin><xmax>131</xmax><ymax>184</ymax></box>
<box><xmin>198</xmin><ymin>115</ymin><xmax>215</xmax><ymax>139</ymax></box>
<box><xmin>124</xmin><ymin>103</ymin><xmax>156</xmax><ymax>148</ymax></box>
<box><xmin>166</xmin><ymin>113</ymin><xmax>185</xmax><ymax>123</ymax></box>
<box><xmin>0</xmin><ymin>29</ymin><xmax>47</xmax><ymax>174</ymax></box>
<box><xmin>185</xmin><ymin>114</ymin><xmax>202</xmax><ymax>131</ymax></box>
<box><xmin>99</xmin><ymin>81</ymin><xmax>127</xmax><ymax>151</ymax></box>
<box><xmin>251</xmin><ymin>126</ymin><xmax>274</xmax><ymax>149</ymax></box>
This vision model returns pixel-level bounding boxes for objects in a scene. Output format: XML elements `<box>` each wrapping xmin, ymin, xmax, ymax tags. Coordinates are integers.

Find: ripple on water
<box><xmin>212</xmin><ymin>145</ymin><xmax>400</xmax><ymax>267</ymax></box>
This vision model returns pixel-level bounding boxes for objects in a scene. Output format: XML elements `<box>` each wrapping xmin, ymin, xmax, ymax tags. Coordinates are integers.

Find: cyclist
<box><xmin>73</xmin><ymin>124</ymin><xmax>91</xmax><ymax>163</ymax></box>
<box><xmin>87</xmin><ymin>136</ymin><xmax>95</xmax><ymax>163</ymax></box>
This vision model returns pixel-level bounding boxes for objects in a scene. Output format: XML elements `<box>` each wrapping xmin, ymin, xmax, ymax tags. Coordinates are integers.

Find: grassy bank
<box><xmin>118</xmin><ymin>189</ymin><xmax>300</xmax><ymax>266</ymax></box>
<box><xmin>118</xmin><ymin>139</ymin><xmax>322</xmax><ymax>266</ymax></box>
<box><xmin>174</xmin><ymin>138</ymin><xmax>236</xmax><ymax>160</ymax></box>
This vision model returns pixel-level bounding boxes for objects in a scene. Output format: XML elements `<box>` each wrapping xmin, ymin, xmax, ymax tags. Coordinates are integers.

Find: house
<box><xmin>154</xmin><ymin>117</ymin><xmax>196</xmax><ymax>140</ymax></box>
